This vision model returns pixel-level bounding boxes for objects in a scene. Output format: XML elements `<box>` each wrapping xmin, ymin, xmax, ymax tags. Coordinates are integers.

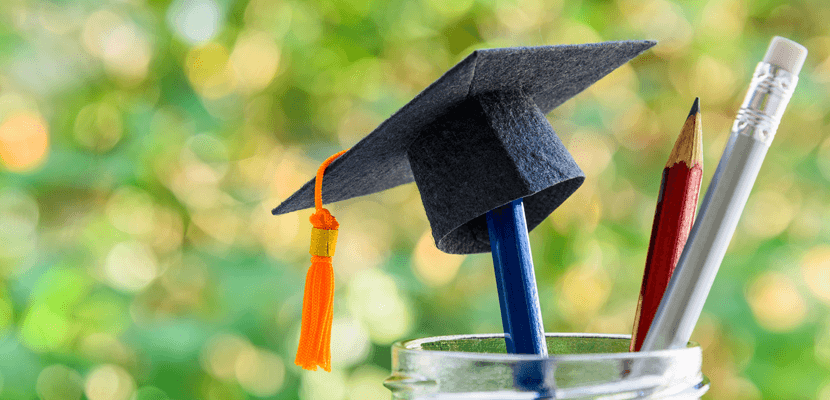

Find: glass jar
<box><xmin>384</xmin><ymin>333</ymin><xmax>708</xmax><ymax>399</ymax></box>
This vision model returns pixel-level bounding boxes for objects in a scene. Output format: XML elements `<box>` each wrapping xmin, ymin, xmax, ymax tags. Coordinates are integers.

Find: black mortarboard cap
<box><xmin>273</xmin><ymin>40</ymin><xmax>656</xmax><ymax>254</ymax></box>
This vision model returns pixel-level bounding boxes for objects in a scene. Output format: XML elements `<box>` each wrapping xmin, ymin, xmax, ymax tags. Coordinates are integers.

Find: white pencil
<box><xmin>640</xmin><ymin>37</ymin><xmax>808</xmax><ymax>351</ymax></box>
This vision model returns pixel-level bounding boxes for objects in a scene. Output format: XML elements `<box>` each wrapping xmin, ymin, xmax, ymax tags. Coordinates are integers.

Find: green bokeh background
<box><xmin>1</xmin><ymin>0</ymin><xmax>829</xmax><ymax>399</ymax></box>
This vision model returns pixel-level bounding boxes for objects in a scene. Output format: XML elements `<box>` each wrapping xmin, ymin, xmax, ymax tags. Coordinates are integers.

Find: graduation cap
<box><xmin>275</xmin><ymin>40</ymin><xmax>655</xmax><ymax>253</ymax></box>
<box><xmin>275</xmin><ymin>40</ymin><xmax>656</xmax><ymax>371</ymax></box>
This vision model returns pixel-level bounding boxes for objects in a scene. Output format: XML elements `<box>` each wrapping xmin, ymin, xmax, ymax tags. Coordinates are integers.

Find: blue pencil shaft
<box><xmin>486</xmin><ymin>199</ymin><xmax>547</xmax><ymax>355</ymax></box>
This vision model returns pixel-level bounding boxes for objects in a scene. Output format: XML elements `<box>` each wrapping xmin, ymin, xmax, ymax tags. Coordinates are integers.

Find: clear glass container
<box><xmin>384</xmin><ymin>333</ymin><xmax>708</xmax><ymax>399</ymax></box>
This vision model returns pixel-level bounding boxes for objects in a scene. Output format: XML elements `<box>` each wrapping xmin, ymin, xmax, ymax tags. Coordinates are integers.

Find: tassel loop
<box><xmin>310</xmin><ymin>208</ymin><xmax>339</xmax><ymax>230</ymax></box>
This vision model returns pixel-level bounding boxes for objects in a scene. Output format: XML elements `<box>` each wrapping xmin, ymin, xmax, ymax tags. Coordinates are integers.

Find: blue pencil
<box><xmin>486</xmin><ymin>199</ymin><xmax>547</xmax><ymax>355</ymax></box>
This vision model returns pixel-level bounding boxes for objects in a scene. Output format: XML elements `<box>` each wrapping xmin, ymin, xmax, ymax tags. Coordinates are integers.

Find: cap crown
<box><xmin>407</xmin><ymin>90</ymin><xmax>583</xmax><ymax>253</ymax></box>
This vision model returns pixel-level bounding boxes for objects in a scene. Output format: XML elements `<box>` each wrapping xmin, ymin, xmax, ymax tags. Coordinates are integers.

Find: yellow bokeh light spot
<box><xmin>558</xmin><ymin>264</ymin><xmax>611</xmax><ymax>324</ymax></box>
<box><xmin>585</xmin><ymin>308</ymin><xmax>635</xmax><ymax>335</ymax></box>
<box><xmin>801</xmin><ymin>246</ymin><xmax>830</xmax><ymax>304</ymax></box>
<box><xmin>412</xmin><ymin>231</ymin><xmax>465</xmax><ymax>287</ymax></box>
<box><xmin>271</xmin><ymin>149</ymin><xmax>315</xmax><ymax>200</ymax></box>
<box><xmin>106</xmin><ymin>187</ymin><xmax>155</xmax><ymax>236</ymax></box>
<box><xmin>104</xmin><ymin>241</ymin><xmax>159</xmax><ymax>293</ymax></box>
<box><xmin>617</xmin><ymin>0</ymin><xmax>691</xmax><ymax>56</ymax></box>
<box><xmin>495</xmin><ymin>0</ymin><xmax>544</xmax><ymax>35</ymax></box>
<box><xmin>692</xmin><ymin>56</ymin><xmax>737</xmax><ymax>105</ymax></box>
<box><xmin>567</xmin><ymin>131</ymin><xmax>614</xmax><ymax>177</ymax></box>
<box><xmin>348</xmin><ymin>365</ymin><xmax>389</xmax><ymax>400</ymax></box>
<box><xmin>78</xmin><ymin>333</ymin><xmax>133</xmax><ymax>366</ymax></box>
<box><xmin>701</xmin><ymin>112</ymin><xmax>737</xmax><ymax>163</ymax></box>
<box><xmin>551</xmin><ymin>20</ymin><xmax>602</xmax><ymax>48</ymax></box>
<box><xmin>81</xmin><ymin>10</ymin><xmax>152</xmax><ymax>83</ymax></box>
<box><xmin>235</xmin><ymin>348</ymin><xmax>286</xmax><ymax>397</ymax></box>
<box><xmin>186</xmin><ymin>43</ymin><xmax>237</xmax><ymax>99</ymax></box>
<box><xmin>347</xmin><ymin>269</ymin><xmax>413</xmax><ymax>345</ymax></box>
<box><xmin>81</xmin><ymin>10</ymin><xmax>123</xmax><ymax>58</ymax></box>
<box><xmin>605</xmin><ymin>179</ymin><xmax>637</xmax><ymax>221</ymax></box>
<box><xmin>740</xmin><ymin>190</ymin><xmax>795</xmax><ymax>239</ymax></box>
<box><xmin>551</xmin><ymin>183</ymin><xmax>602</xmax><ymax>233</ymax></box>
<box><xmin>230</xmin><ymin>30</ymin><xmax>281</xmax><ymax>93</ymax></box>
<box><xmin>337</xmin><ymin>228</ymin><xmax>384</xmax><ymax>277</ymax></box>
<box><xmin>254</xmin><ymin>203</ymin><xmax>306</xmax><ymax>263</ymax></box>
<box><xmin>150</xmin><ymin>206</ymin><xmax>185</xmax><ymax>254</ymax></box>
<box><xmin>590</xmin><ymin>63</ymin><xmax>638</xmax><ymax>101</ymax></box>
<box><xmin>713</xmin><ymin>375</ymin><xmax>761</xmax><ymax>400</ymax></box>
<box><xmin>337</xmin><ymin>108</ymin><xmax>383</xmax><ymax>148</ymax></box>
<box><xmin>788</xmin><ymin>201</ymin><xmax>823</xmax><ymax>241</ymax></box>
<box><xmin>0</xmin><ymin>113</ymin><xmax>49</xmax><ymax>172</ymax></box>
<box><xmin>84</xmin><ymin>365</ymin><xmax>135</xmax><ymax>400</ymax></box>
<box><xmin>191</xmin><ymin>208</ymin><xmax>241</xmax><ymax>246</ymax></box>
<box><xmin>698</xmin><ymin>0</ymin><xmax>747</xmax><ymax>39</ymax></box>
<box><xmin>201</xmin><ymin>333</ymin><xmax>251</xmax><ymax>381</ymax></box>
<box><xmin>301</xmin><ymin>368</ymin><xmax>347</xmax><ymax>400</ymax></box>
<box><xmin>746</xmin><ymin>272</ymin><xmax>807</xmax><ymax>332</ymax></box>
<box><xmin>330</xmin><ymin>317</ymin><xmax>371</xmax><ymax>367</ymax></box>
<box><xmin>690</xmin><ymin>312</ymin><xmax>721</xmax><ymax>352</ymax></box>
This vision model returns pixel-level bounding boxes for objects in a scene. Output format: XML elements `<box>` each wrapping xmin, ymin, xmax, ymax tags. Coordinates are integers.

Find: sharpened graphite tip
<box><xmin>688</xmin><ymin>97</ymin><xmax>700</xmax><ymax>118</ymax></box>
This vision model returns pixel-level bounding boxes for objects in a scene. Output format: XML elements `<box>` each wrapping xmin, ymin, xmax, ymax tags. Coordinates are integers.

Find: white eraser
<box><xmin>762</xmin><ymin>36</ymin><xmax>808</xmax><ymax>76</ymax></box>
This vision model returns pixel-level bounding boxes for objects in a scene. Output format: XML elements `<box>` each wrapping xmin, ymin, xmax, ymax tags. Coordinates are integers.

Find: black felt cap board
<box><xmin>273</xmin><ymin>40</ymin><xmax>656</xmax><ymax>254</ymax></box>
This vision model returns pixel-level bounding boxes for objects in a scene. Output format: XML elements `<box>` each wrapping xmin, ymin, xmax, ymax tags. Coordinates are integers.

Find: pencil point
<box><xmin>688</xmin><ymin>97</ymin><xmax>700</xmax><ymax>117</ymax></box>
<box><xmin>666</xmin><ymin>99</ymin><xmax>703</xmax><ymax>168</ymax></box>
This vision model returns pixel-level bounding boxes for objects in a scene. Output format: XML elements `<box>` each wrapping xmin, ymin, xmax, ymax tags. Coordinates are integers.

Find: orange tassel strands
<box><xmin>295</xmin><ymin>149</ymin><xmax>347</xmax><ymax>372</ymax></box>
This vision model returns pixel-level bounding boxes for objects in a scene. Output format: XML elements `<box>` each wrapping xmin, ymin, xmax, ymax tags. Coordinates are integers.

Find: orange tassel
<box><xmin>295</xmin><ymin>150</ymin><xmax>347</xmax><ymax>372</ymax></box>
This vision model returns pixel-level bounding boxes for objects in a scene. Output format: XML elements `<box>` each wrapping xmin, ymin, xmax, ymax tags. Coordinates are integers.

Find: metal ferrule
<box><xmin>732</xmin><ymin>62</ymin><xmax>798</xmax><ymax>146</ymax></box>
<box><xmin>310</xmin><ymin>227</ymin><xmax>338</xmax><ymax>257</ymax></box>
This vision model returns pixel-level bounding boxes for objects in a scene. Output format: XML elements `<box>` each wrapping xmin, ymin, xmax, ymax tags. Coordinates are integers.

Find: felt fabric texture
<box><xmin>407</xmin><ymin>91</ymin><xmax>583</xmax><ymax>253</ymax></box>
<box><xmin>273</xmin><ymin>40</ymin><xmax>656</xmax><ymax>254</ymax></box>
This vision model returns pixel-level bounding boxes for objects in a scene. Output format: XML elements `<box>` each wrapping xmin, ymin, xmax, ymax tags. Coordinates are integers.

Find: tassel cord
<box><xmin>294</xmin><ymin>149</ymin><xmax>347</xmax><ymax>372</ymax></box>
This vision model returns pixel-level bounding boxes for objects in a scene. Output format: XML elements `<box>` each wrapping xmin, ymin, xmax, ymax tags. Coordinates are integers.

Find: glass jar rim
<box><xmin>393</xmin><ymin>332</ymin><xmax>701</xmax><ymax>362</ymax></box>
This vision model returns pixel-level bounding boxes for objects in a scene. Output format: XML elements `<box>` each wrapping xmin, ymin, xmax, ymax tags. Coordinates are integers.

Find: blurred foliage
<box><xmin>0</xmin><ymin>0</ymin><xmax>829</xmax><ymax>399</ymax></box>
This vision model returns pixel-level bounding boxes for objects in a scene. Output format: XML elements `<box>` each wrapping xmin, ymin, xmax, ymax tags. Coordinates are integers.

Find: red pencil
<box><xmin>631</xmin><ymin>98</ymin><xmax>703</xmax><ymax>352</ymax></box>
